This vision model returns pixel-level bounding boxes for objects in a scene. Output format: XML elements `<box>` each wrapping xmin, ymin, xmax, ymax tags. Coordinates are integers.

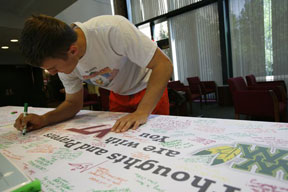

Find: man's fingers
<box><xmin>114</xmin><ymin>120</ymin><xmax>128</xmax><ymax>133</ymax></box>
<box><xmin>14</xmin><ymin>113</ymin><xmax>24</xmax><ymax>130</ymax></box>
<box><xmin>112</xmin><ymin>118</ymin><xmax>134</xmax><ymax>133</ymax></box>
<box><xmin>21</xmin><ymin>116</ymin><xmax>29</xmax><ymax>127</ymax></box>
<box><xmin>27</xmin><ymin>125</ymin><xmax>34</xmax><ymax>132</ymax></box>
<box><xmin>111</xmin><ymin>112</ymin><xmax>149</xmax><ymax>133</ymax></box>
<box><xmin>132</xmin><ymin>121</ymin><xmax>140</xmax><ymax>130</ymax></box>
<box><xmin>14</xmin><ymin>124</ymin><xmax>22</xmax><ymax>131</ymax></box>
<box><xmin>119</xmin><ymin>121</ymin><xmax>133</xmax><ymax>132</ymax></box>
<box><xmin>111</xmin><ymin>120</ymin><xmax>121</xmax><ymax>132</ymax></box>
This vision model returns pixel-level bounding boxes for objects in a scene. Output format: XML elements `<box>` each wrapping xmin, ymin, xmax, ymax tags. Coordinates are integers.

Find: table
<box><xmin>0</xmin><ymin>106</ymin><xmax>288</xmax><ymax>191</ymax></box>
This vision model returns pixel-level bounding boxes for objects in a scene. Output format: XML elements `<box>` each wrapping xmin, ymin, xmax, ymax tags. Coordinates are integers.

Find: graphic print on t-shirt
<box><xmin>82</xmin><ymin>67</ymin><xmax>119</xmax><ymax>87</ymax></box>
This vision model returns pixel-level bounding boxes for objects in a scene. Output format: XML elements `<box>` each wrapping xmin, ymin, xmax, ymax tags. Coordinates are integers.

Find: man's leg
<box><xmin>109</xmin><ymin>92</ymin><xmax>135</xmax><ymax>112</ymax></box>
<box><xmin>109</xmin><ymin>88</ymin><xmax>169</xmax><ymax>115</ymax></box>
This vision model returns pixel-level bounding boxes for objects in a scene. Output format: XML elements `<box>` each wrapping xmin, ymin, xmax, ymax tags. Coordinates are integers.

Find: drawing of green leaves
<box><xmin>194</xmin><ymin>145</ymin><xmax>241</xmax><ymax>165</ymax></box>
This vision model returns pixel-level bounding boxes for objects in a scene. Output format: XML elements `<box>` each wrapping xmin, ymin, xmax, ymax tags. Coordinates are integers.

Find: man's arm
<box><xmin>14</xmin><ymin>88</ymin><xmax>83</xmax><ymax>132</ymax></box>
<box><xmin>42</xmin><ymin>88</ymin><xmax>83</xmax><ymax>126</ymax></box>
<box><xmin>111</xmin><ymin>48</ymin><xmax>173</xmax><ymax>132</ymax></box>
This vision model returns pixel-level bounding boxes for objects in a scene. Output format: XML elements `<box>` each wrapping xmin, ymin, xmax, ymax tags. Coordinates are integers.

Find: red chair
<box><xmin>99</xmin><ymin>87</ymin><xmax>110</xmax><ymax>111</ymax></box>
<box><xmin>245</xmin><ymin>74</ymin><xmax>287</xmax><ymax>94</ymax></box>
<box><xmin>83</xmin><ymin>87</ymin><xmax>100</xmax><ymax>110</ymax></box>
<box><xmin>168</xmin><ymin>80</ymin><xmax>202</xmax><ymax>115</ymax></box>
<box><xmin>187</xmin><ymin>76</ymin><xmax>217</xmax><ymax>103</ymax></box>
<box><xmin>228</xmin><ymin>77</ymin><xmax>287</xmax><ymax>122</ymax></box>
<box><xmin>168</xmin><ymin>81</ymin><xmax>187</xmax><ymax>115</ymax></box>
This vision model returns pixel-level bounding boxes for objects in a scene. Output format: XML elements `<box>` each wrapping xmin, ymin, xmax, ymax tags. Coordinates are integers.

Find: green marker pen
<box><xmin>22</xmin><ymin>103</ymin><xmax>28</xmax><ymax>135</ymax></box>
<box><xmin>12</xmin><ymin>179</ymin><xmax>41</xmax><ymax>192</ymax></box>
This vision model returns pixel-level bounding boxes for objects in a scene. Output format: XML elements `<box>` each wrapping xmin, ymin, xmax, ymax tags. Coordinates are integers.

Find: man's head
<box><xmin>20</xmin><ymin>14</ymin><xmax>78</xmax><ymax>74</ymax></box>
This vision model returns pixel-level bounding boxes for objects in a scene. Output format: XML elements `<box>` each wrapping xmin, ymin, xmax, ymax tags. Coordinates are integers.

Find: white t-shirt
<box><xmin>58</xmin><ymin>15</ymin><xmax>157</xmax><ymax>95</ymax></box>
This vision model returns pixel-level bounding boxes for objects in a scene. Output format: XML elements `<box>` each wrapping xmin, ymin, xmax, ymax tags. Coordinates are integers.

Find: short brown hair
<box><xmin>20</xmin><ymin>14</ymin><xmax>77</xmax><ymax>67</ymax></box>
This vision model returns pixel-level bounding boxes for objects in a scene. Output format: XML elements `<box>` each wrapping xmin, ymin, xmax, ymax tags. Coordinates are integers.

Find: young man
<box><xmin>14</xmin><ymin>15</ymin><xmax>173</xmax><ymax>133</ymax></box>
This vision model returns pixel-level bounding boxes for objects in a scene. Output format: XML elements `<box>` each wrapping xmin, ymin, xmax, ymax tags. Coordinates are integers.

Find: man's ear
<box><xmin>69</xmin><ymin>45</ymin><xmax>78</xmax><ymax>56</ymax></box>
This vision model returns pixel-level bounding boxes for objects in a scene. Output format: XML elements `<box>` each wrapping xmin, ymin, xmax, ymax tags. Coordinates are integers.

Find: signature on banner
<box><xmin>69</xmin><ymin>161</ymin><xmax>108</xmax><ymax>173</ymax></box>
<box><xmin>89</xmin><ymin>167</ymin><xmax>127</xmax><ymax>187</ymax></box>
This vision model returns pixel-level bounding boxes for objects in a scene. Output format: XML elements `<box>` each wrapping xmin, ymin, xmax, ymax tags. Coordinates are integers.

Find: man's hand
<box><xmin>111</xmin><ymin>111</ymin><xmax>149</xmax><ymax>133</ymax></box>
<box><xmin>13</xmin><ymin>88</ymin><xmax>84</xmax><ymax>134</ymax></box>
<box><xmin>14</xmin><ymin>113</ymin><xmax>47</xmax><ymax>133</ymax></box>
<box><xmin>111</xmin><ymin>48</ymin><xmax>172</xmax><ymax>133</ymax></box>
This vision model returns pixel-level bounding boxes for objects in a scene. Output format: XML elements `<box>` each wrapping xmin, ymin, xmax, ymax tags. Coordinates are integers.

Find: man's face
<box><xmin>41</xmin><ymin>55</ymin><xmax>78</xmax><ymax>75</ymax></box>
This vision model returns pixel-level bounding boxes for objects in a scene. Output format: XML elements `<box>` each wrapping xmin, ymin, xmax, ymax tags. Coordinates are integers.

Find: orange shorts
<box><xmin>109</xmin><ymin>88</ymin><xmax>169</xmax><ymax>115</ymax></box>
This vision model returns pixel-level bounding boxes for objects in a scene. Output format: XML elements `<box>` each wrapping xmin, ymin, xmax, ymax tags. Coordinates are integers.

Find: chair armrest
<box><xmin>233</xmin><ymin>90</ymin><xmax>279</xmax><ymax>117</ymax></box>
<box><xmin>257</xmin><ymin>80</ymin><xmax>285</xmax><ymax>84</ymax></box>
<box><xmin>257</xmin><ymin>81</ymin><xmax>287</xmax><ymax>92</ymax></box>
<box><xmin>235</xmin><ymin>90</ymin><xmax>274</xmax><ymax>101</ymax></box>
<box><xmin>248</xmin><ymin>85</ymin><xmax>286</xmax><ymax>102</ymax></box>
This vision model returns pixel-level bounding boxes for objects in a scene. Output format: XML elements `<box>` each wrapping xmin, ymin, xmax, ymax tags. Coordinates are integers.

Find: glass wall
<box><xmin>229</xmin><ymin>0</ymin><xmax>266</xmax><ymax>79</ymax></box>
<box><xmin>169</xmin><ymin>3</ymin><xmax>222</xmax><ymax>85</ymax></box>
<box><xmin>271</xmin><ymin>0</ymin><xmax>288</xmax><ymax>83</ymax></box>
<box><xmin>154</xmin><ymin>21</ymin><xmax>168</xmax><ymax>41</ymax></box>
<box><xmin>229</xmin><ymin>0</ymin><xmax>288</xmax><ymax>84</ymax></box>
<box><xmin>129</xmin><ymin>0</ymin><xmax>167</xmax><ymax>24</ymax></box>
<box><xmin>128</xmin><ymin>0</ymin><xmax>288</xmax><ymax>86</ymax></box>
<box><xmin>128</xmin><ymin>0</ymin><xmax>203</xmax><ymax>24</ymax></box>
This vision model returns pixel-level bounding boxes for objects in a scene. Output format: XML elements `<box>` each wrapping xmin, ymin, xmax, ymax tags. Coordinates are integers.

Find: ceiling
<box><xmin>0</xmin><ymin>0</ymin><xmax>77</xmax><ymax>64</ymax></box>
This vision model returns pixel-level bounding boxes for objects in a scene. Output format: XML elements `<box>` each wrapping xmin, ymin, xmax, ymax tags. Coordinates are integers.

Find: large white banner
<box><xmin>1</xmin><ymin>106</ymin><xmax>288</xmax><ymax>191</ymax></box>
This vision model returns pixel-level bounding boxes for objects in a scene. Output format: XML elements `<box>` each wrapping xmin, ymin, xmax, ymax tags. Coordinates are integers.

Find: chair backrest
<box><xmin>83</xmin><ymin>87</ymin><xmax>97</xmax><ymax>102</ymax></box>
<box><xmin>245</xmin><ymin>74</ymin><xmax>257</xmax><ymax>86</ymax></box>
<box><xmin>99</xmin><ymin>87</ymin><xmax>110</xmax><ymax>111</ymax></box>
<box><xmin>83</xmin><ymin>87</ymin><xmax>89</xmax><ymax>101</ymax></box>
<box><xmin>227</xmin><ymin>77</ymin><xmax>248</xmax><ymax>93</ymax></box>
<box><xmin>168</xmin><ymin>81</ymin><xmax>184</xmax><ymax>89</ymax></box>
<box><xmin>187</xmin><ymin>77</ymin><xmax>201</xmax><ymax>84</ymax></box>
<box><xmin>187</xmin><ymin>77</ymin><xmax>202</xmax><ymax>93</ymax></box>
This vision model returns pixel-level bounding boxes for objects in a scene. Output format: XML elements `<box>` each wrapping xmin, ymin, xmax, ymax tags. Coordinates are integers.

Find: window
<box><xmin>138</xmin><ymin>23</ymin><xmax>152</xmax><ymax>39</ymax></box>
<box><xmin>229</xmin><ymin>0</ymin><xmax>288</xmax><ymax>84</ymax></box>
<box><xmin>154</xmin><ymin>21</ymin><xmax>172</xmax><ymax>60</ymax></box>
<box><xmin>169</xmin><ymin>3</ymin><xmax>222</xmax><ymax>85</ymax></box>
<box><xmin>154</xmin><ymin>21</ymin><xmax>168</xmax><ymax>41</ymax></box>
